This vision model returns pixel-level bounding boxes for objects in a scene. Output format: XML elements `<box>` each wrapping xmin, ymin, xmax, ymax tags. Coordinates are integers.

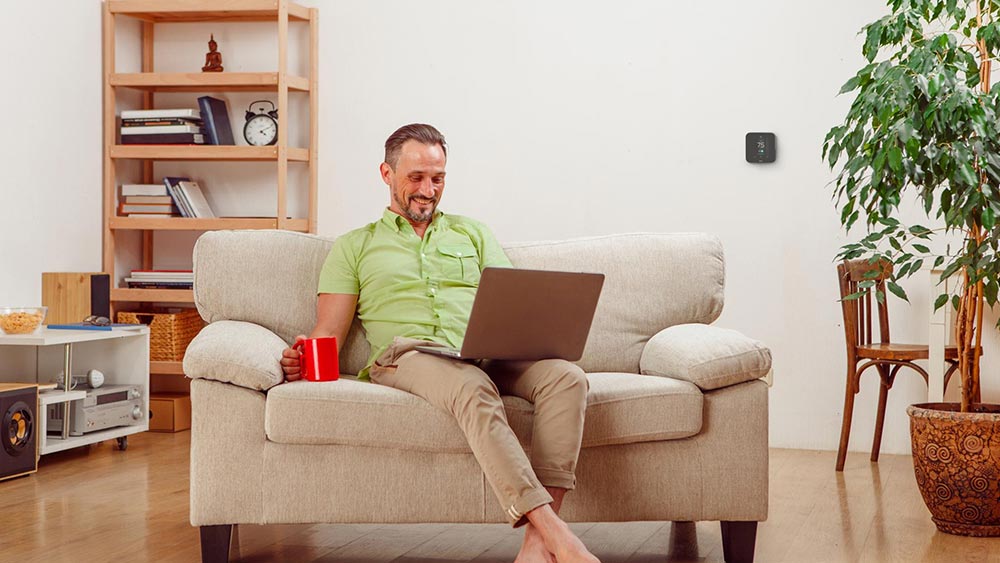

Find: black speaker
<box><xmin>0</xmin><ymin>385</ymin><xmax>37</xmax><ymax>481</ymax></box>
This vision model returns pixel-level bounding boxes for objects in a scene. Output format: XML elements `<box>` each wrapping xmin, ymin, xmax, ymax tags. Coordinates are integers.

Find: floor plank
<box><xmin>4</xmin><ymin>433</ymin><xmax>1000</xmax><ymax>562</ymax></box>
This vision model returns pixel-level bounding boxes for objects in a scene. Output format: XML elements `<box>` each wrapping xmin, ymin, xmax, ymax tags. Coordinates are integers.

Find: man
<box><xmin>281</xmin><ymin>124</ymin><xmax>599</xmax><ymax>563</ymax></box>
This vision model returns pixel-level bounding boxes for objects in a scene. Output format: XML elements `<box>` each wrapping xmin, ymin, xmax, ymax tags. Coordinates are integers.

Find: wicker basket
<box><xmin>117</xmin><ymin>309</ymin><xmax>205</xmax><ymax>361</ymax></box>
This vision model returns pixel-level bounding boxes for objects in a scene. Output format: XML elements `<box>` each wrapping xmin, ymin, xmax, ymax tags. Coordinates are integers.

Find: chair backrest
<box><xmin>837</xmin><ymin>259</ymin><xmax>892</xmax><ymax>355</ymax></box>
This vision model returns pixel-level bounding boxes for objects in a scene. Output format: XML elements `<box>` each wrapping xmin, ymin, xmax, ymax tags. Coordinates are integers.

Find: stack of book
<box><xmin>120</xmin><ymin>109</ymin><xmax>204</xmax><ymax>145</ymax></box>
<box><xmin>119</xmin><ymin>184</ymin><xmax>180</xmax><ymax>217</ymax></box>
<box><xmin>163</xmin><ymin>177</ymin><xmax>216</xmax><ymax>218</ymax></box>
<box><xmin>124</xmin><ymin>270</ymin><xmax>194</xmax><ymax>290</ymax></box>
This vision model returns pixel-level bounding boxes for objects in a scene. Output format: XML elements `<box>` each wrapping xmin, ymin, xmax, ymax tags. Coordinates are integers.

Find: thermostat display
<box><xmin>746</xmin><ymin>132</ymin><xmax>776</xmax><ymax>163</ymax></box>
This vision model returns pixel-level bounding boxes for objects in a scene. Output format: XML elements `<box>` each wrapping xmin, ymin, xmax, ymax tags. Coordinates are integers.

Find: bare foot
<box><xmin>543</xmin><ymin>521</ymin><xmax>600</xmax><ymax>563</ymax></box>
<box><xmin>515</xmin><ymin>523</ymin><xmax>556</xmax><ymax>563</ymax></box>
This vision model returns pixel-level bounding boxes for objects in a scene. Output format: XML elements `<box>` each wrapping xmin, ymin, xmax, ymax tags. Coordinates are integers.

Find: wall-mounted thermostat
<box><xmin>746</xmin><ymin>132</ymin><xmax>776</xmax><ymax>163</ymax></box>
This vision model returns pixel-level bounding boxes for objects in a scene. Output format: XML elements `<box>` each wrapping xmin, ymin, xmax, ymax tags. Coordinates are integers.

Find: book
<box><xmin>126</xmin><ymin>213</ymin><xmax>178</xmax><ymax>218</ymax></box>
<box><xmin>120</xmin><ymin>184</ymin><xmax>169</xmax><ymax>197</ymax></box>
<box><xmin>121</xmin><ymin>133</ymin><xmax>205</xmax><ymax>145</ymax></box>
<box><xmin>123</xmin><ymin>196</ymin><xmax>174</xmax><ymax>205</ymax></box>
<box><xmin>121</xmin><ymin>108</ymin><xmax>201</xmax><ymax>120</ymax></box>
<box><xmin>121</xmin><ymin>117</ymin><xmax>203</xmax><ymax>127</ymax></box>
<box><xmin>124</xmin><ymin>280</ymin><xmax>194</xmax><ymax>289</ymax></box>
<box><xmin>178</xmin><ymin>181</ymin><xmax>216</xmax><ymax>218</ymax></box>
<box><xmin>163</xmin><ymin>177</ymin><xmax>195</xmax><ymax>217</ymax></box>
<box><xmin>119</xmin><ymin>203</ymin><xmax>178</xmax><ymax>214</ymax></box>
<box><xmin>197</xmin><ymin>96</ymin><xmax>235</xmax><ymax>145</ymax></box>
<box><xmin>130</xmin><ymin>269</ymin><xmax>193</xmax><ymax>275</ymax></box>
<box><xmin>121</xmin><ymin>124</ymin><xmax>203</xmax><ymax>135</ymax></box>
<box><xmin>130</xmin><ymin>270</ymin><xmax>193</xmax><ymax>280</ymax></box>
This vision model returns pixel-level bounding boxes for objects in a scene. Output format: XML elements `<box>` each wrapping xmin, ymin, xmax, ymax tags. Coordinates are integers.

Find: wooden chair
<box><xmin>836</xmin><ymin>259</ymin><xmax>960</xmax><ymax>471</ymax></box>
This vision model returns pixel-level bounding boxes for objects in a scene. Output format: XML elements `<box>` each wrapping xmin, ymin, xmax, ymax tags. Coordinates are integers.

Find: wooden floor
<box><xmin>3</xmin><ymin>432</ymin><xmax>1000</xmax><ymax>562</ymax></box>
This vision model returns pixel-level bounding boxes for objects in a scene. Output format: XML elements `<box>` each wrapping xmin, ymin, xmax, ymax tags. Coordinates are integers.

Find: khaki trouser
<box><xmin>369</xmin><ymin>336</ymin><xmax>589</xmax><ymax>527</ymax></box>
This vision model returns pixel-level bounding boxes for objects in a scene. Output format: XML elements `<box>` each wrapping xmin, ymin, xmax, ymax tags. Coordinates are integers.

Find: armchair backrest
<box><xmin>192</xmin><ymin>230</ymin><xmax>726</xmax><ymax>375</ymax></box>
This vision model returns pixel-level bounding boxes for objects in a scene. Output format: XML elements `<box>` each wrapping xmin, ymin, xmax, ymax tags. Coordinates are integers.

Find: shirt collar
<box><xmin>381</xmin><ymin>208</ymin><xmax>447</xmax><ymax>233</ymax></box>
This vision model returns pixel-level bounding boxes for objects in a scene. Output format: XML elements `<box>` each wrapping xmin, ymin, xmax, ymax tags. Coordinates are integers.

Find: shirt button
<box><xmin>430</xmin><ymin>288</ymin><xmax>437</xmax><ymax>294</ymax></box>
<box><xmin>421</xmin><ymin>253</ymin><xmax>427</xmax><ymax>258</ymax></box>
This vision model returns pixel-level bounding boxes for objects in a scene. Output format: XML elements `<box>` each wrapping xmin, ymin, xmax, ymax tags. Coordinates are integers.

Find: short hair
<box><xmin>384</xmin><ymin>124</ymin><xmax>447</xmax><ymax>169</ymax></box>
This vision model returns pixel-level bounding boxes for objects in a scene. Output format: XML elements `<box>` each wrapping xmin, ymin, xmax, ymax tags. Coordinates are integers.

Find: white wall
<box><xmin>4</xmin><ymin>0</ymin><xmax>991</xmax><ymax>455</ymax></box>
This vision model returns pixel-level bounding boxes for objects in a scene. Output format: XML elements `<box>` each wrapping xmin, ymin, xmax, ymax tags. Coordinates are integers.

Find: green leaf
<box><xmin>888</xmin><ymin>147</ymin><xmax>903</xmax><ymax>173</ymax></box>
<box><xmin>886</xmin><ymin>281</ymin><xmax>908</xmax><ymax>302</ymax></box>
<box><xmin>984</xmin><ymin>207</ymin><xmax>996</xmax><ymax>230</ymax></box>
<box><xmin>959</xmin><ymin>162</ymin><xmax>977</xmax><ymax>186</ymax></box>
<box><xmin>986</xmin><ymin>280</ymin><xmax>999</xmax><ymax>304</ymax></box>
<box><xmin>934</xmin><ymin>293</ymin><xmax>948</xmax><ymax>311</ymax></box>
<box><xmin>839</xmin><ymin>75</ymin><xmax>861</xmax><ymax>95</ymax></box>
<box><xmin>913</xmin><ymin>244</ymin><xmax>931</xmax><ymax>254</ymax></box>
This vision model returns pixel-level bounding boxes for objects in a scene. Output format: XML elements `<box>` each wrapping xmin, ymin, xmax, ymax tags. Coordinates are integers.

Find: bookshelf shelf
<box><xmin>109</xmin><ymin>0</ymin><xmax>311</xmax><ymax>23</ymax></box>
<box><xmin>109</xmin><ymin>217</ymin><xmax>309</xmax><ymax>231</ymax></box>
<box><xmin>103</xmin><ymin>1</ymin><xmax>319</xmax><ymax>394</ymax></box>
<box><xmin>111</xmin><ymin>288</ymin><xmax>194</xmax><ymax>303</ymax></box>
<box><xmin>110</xmin><ymin>145</ymin><xmax>310</xmax><ymax>161</ymax></box>
<box><xmin>151</xmin><ymin>361</ymin><xmax>185</xmax><ymax>375</ymax></box>
<box><xmin>111</xmin><ymin>72</ymin><xmax>310</xmax><ymax>92</ymax></box>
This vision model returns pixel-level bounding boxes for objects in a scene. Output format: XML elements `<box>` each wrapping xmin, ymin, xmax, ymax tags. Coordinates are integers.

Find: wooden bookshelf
<box><xmin>108</xmin><ymin>217</ymin><xmax>309</xmax><ymax>231</ymax></box>
<box><xmin>111</xmin><ymin>72</ymin><xmax>310</xmax><ymax>92</ymax></box>
<box><xmin>111</xmin><ymin>288</ymin><xmax>194</xmax><ymax>303</ymax></box>
<box><xmin>103</xmin><ymin>0</ymin><xmax>319</xmax><ymax>392</ymax></box>
<box><xmin>110</xmin><ymin>145</ymin><xmax>310</xmax><ymax>161</ymax></box>
<box><xmin>151</xmin><ymin>361</ymin><xmax>185</xmax><ymax>375</ymax></box>
<box><xmin>108</xmin><ymin>0</ymin><xmax>311</xmax><ymax>23</ymax></box>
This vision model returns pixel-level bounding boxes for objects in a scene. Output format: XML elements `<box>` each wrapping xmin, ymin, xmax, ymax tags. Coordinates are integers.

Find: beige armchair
<box><xmin>185</xmin><ymin>230</ymin><xmax>771</xmax><ymax>563</ymax></box>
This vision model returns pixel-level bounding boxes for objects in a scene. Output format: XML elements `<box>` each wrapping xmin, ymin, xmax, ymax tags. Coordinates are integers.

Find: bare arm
<box><xmin>281</xmin><ymin>293</ymin><xmax>359</xmax><ymax>381</ymax></box>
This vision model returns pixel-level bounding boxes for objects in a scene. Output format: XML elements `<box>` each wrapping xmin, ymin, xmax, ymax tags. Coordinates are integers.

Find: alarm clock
<box><xmin>243</xmin><ymin>100</ymin><xmax>278</xmax><ymax>146</ymax></box>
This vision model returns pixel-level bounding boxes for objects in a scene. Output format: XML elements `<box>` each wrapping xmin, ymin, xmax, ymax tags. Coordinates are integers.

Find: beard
<box><xmin>393</xmin><ymin>189</ymin><xmax>438</xmax><ymax>223</ymax></box>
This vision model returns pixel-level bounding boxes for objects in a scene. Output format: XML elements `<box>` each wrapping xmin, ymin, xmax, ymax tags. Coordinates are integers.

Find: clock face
<box><xmin>244</xmin><ymin>115</ymin><xmax>277</xmax><ymax>146</ymax></box>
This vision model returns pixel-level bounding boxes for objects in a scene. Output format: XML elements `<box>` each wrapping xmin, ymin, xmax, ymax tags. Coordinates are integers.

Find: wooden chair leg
<box><xmin>871</xmin><ymin>380</ymin><xmax>889</xmax><ymax>462</ymax></box>
<box><xmin>721</xmin><ymin>521</ymin><xmax>758</xmax><ymax>563</ymax></box>
<box><xmin>836</xmin><ymin>366</ymin><xmax>858</xmax><ymax>471</ymax></box>
<box><xmin>200</xmin><ymin>524</ymin><xmax>233</xmax><ymax>563</ymax></box>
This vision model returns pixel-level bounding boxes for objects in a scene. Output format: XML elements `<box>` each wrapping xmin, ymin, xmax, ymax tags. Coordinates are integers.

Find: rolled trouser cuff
<box><xmin>507</xmin><ymin>486</ymin><xmax>553</xmax><ymax>528</ymax></box>
<box><xmin>533</xmin><ymin>467</ymin><xmax>577</xmax><ymax>490</ymax></box>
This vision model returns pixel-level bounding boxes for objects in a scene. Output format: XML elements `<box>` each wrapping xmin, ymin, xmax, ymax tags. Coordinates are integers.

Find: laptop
<box><xmin>415</xmin><ymin>267</ymin><xmax>605</xmax><ymax>361</ymax></box>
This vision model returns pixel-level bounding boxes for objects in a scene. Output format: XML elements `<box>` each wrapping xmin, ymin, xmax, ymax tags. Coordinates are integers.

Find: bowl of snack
<box><xmin>0</xmin><ymin>307</ymin><xmax>47</xmax><ymax>335</ymax></box>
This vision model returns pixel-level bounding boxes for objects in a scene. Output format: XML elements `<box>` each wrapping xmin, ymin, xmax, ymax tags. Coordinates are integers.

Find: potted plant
<box><xmin>824</xmin><ymin>0</ymin><xmax>1000</xmax><ymax>536</ymax></box>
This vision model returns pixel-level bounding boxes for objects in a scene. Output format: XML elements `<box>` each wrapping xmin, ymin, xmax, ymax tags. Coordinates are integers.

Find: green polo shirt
<box><xmin>318</xmin><ymin>208</ymin><xmax>512</xmax><ymax>380</ymax></box>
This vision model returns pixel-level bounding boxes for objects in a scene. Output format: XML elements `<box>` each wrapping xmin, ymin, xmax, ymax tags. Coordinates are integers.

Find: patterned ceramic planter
<box><xmin>907</xmin><ymin>403</ymin><xmax>1000</xmax><ymax>536</ymax></box>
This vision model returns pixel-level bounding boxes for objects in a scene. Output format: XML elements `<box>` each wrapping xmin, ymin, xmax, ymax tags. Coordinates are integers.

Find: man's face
<box><xmin>382</xmin><ymin>140</ymin><xmax>447</xmax><ymax>225</ymax></box>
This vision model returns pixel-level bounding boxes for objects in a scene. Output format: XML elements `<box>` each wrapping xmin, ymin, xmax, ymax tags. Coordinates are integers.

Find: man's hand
<box><xmin>281</xmin><ymin>335</ymin><xmax>307</xmax><ymax>381</ymax></box>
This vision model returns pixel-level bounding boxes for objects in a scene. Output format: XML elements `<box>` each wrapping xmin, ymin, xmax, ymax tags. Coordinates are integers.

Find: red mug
<box><xmin>293</xmin><ymin>336</ymin><xmax>339</xmax><ymax>382</ymax></box>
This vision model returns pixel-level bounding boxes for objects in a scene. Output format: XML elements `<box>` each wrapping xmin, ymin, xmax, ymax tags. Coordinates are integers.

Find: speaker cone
<box><xmin>3</xmin><ymin>401</ymin><xmax>33</xmax><ymax>456</ymax></box>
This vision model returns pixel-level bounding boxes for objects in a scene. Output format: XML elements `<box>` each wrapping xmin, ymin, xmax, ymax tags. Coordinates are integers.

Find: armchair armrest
<box><xmin>639</xmin><ymin>323</ymin><xmax>772</xmax><ymax>391</ymax></box>
<box><xmin>183</xmin><ymin>320</ymin><xmax>287</xmax><ymax>392</ymax></box>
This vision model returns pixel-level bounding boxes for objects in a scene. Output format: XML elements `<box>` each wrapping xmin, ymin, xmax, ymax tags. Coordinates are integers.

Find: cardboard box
<box><xmin>149</xmin><ymin>393</ymin><xmax>191</xmax><ymax>433</ymax></box>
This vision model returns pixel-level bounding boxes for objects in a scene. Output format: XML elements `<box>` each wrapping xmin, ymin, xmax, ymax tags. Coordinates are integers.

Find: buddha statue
<box><xmin>202</xmin><ymin>34</ymin><xmax>223</xmax><ymax>72</ymax></box>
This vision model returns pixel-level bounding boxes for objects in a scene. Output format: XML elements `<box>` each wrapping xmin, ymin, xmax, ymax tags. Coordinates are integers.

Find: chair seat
<box><xmin>856</xmin><ymin>343</ymin><xmax>958</xmax><ymax>361</ymax></box>
<box><xmin>263</xmin><ymin>372</ymin><xmax>704</xmax><ymax>453</ymax></box>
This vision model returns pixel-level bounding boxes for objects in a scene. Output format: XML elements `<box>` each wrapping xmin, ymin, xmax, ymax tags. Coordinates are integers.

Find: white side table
<box><xmin>0</xmin><ymin>326</ymin><xmax>150</xmax><ymax>454</ymax></box>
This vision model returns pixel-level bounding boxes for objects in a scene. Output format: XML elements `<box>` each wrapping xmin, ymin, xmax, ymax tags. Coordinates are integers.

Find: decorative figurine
<box><xmin>201</xmin><ymin>34</ymin><xmax>224</xmax><ymax>72</ymax></box>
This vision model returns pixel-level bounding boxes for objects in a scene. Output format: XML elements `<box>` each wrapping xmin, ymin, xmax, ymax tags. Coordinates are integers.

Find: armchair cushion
<box><xmin>639</xmin><ymin>323</ymin><xmax>771</xmax><ymax>391</ymax></box>
<box><xmin>183</xmin><ymin>320</ymin><xmax>286</xmax><ymax>391</ymax></box>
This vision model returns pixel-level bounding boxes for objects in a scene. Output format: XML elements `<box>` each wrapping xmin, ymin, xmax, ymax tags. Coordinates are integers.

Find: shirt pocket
<box><xmin>437</xmin><ymin>244</ymin><xmax>481</xmax><ymax>283</ymax></box>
